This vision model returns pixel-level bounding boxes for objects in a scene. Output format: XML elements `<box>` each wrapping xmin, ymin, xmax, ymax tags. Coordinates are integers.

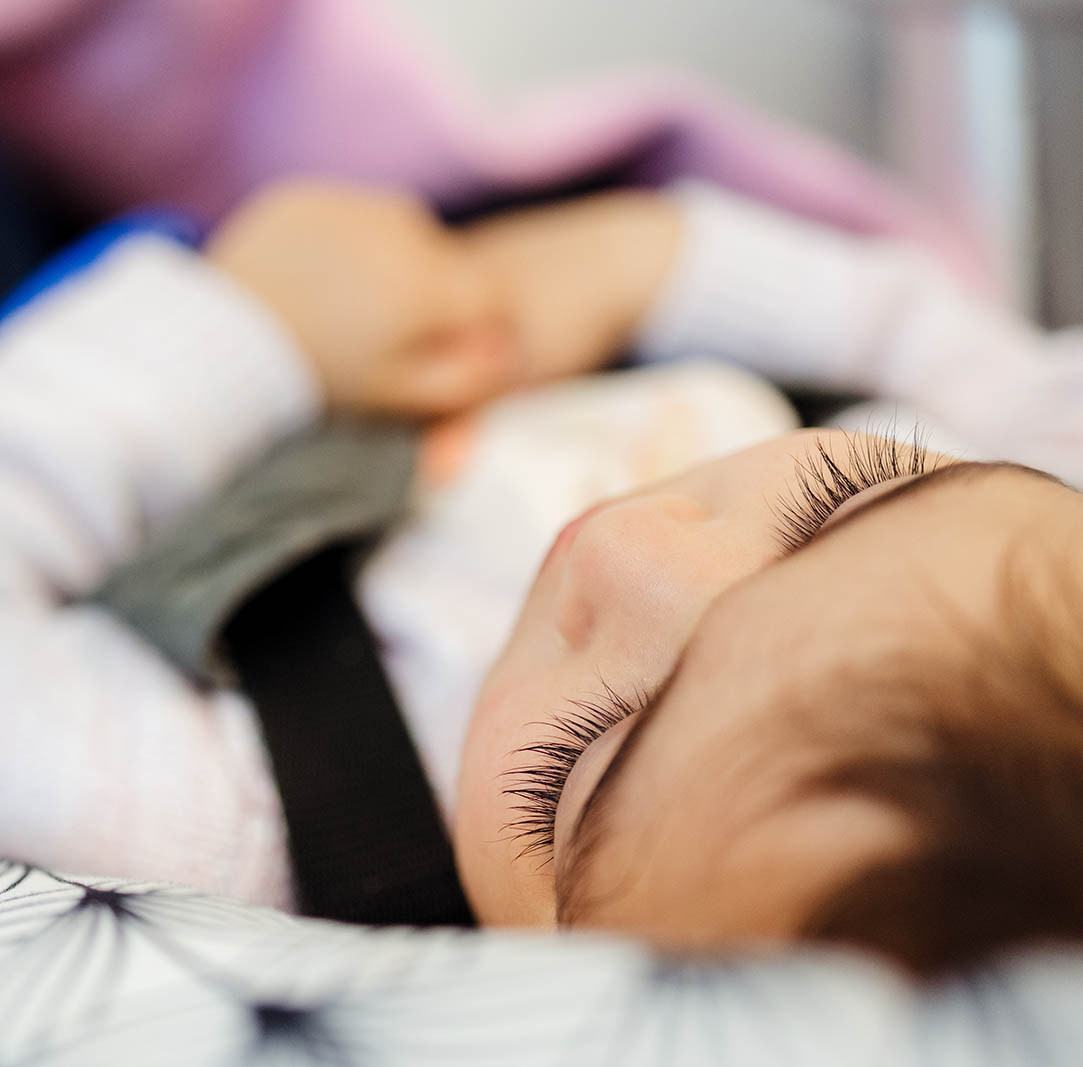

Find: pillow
<box><xmin>1</xmin><ymin>861</ymin><xmax>1081</xmax><ymax>1066</ymax></box>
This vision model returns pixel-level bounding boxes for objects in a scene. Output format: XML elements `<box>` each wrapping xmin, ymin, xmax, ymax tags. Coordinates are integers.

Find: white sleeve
<box><xmin>0</xmin><ymin>236</ymin><xmax>312</xmax><ymax>905</ymax></box>
<box><xmin>632</xmin><ymin>182</ymin><xmax>1083</xmax><ymax>487</ymax></box>
<box><xmin>0</xmin><ymin>235</ymin><xmax>322</xmax><ymax>596</ymax></box>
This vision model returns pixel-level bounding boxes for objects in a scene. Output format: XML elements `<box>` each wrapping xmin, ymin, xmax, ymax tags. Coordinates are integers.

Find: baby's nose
<box><xmin>552</xmin><ymin>493</ymin><xmax>717</xmax><ymax>652</ymax></box>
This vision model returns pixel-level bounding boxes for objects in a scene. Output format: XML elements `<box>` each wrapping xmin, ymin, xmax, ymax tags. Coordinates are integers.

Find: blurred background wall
<box><xmin>399</xmin><ymin>0</ymin><xmax>880</xmax><ymax>157</ymax></box>
<box><xmin>401</xmin><ymin>0</ymin><xmax>1083</xmax><ymax>325</ymax></box>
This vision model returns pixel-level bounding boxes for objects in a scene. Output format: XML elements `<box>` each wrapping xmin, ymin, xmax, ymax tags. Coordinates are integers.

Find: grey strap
<box><xmin>92</xmin><ymin>418</ymin><xmax>416</xmax><ymax>684</ymax></box>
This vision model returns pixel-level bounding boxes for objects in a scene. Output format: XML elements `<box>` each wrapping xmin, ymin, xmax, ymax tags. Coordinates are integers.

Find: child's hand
<box><xmin>208</xmin><ymin>182</ymin><xmax>518</xmax><ymax>416</ymax></box>
<box><xmin>462</xmin><ymin>190</ymin><xmax>682</xmax><ymax>383</ymax></box>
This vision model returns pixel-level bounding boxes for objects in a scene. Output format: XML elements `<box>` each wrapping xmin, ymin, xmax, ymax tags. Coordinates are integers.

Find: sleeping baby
<box><xmin>3</xmin><ymin>179</ymin><xmax>1083</xmax><ymax>976</ymax></box>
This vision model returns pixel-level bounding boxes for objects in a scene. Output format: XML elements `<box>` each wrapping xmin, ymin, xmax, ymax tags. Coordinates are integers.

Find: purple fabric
<box><xmin>0</xmin><ymin>0</ymin><xmax>991</xmax><ymax>288</ymax></box>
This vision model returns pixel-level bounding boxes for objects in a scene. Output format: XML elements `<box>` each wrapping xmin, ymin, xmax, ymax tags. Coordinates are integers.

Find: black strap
<box><xmin>225</xmin><ymin>543</ymin><xmax>475</xmax><ymax>928</ymax></box>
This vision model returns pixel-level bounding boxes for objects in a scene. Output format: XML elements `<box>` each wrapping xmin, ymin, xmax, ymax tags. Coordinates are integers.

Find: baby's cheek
<box><xmin>456</xmin><ymin>669</ymin><xmax>564</xmax><ymax>926</ymax></box>
<box><xmin>454</xmin><ymin>678</ymin><xmax>523</xmax><ymax>853</ymax></box>
<box><xmin>451</xmin><ymin>723</ymin><xmax>503</xmax><ymax>917</ymax></box>
<box><xmin>454</xmin><ymin>727</ymin><xmax>554</xmax><ymax>925</ymax></box>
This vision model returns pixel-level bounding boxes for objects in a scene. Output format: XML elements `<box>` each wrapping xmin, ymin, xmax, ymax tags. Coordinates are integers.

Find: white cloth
<box><xmin>0</xmin><ymin>183</ymin><xmax>1080</xmax><ymax>905</ymax></box>
<box><xmin>11</xmin><ymin>864</ymin><xmax>1083</xmax><ymax>1067</ymax></box>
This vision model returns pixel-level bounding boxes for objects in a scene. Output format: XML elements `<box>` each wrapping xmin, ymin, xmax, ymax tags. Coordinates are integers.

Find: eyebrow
<box><xmin>554</xmin><ymin>459</ymin><xmax>1064</xmax><ymax>920</ymax></box>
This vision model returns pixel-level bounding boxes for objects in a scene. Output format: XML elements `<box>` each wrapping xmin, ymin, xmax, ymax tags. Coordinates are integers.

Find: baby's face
<box><xmin>454</xmin><ymin>429</ymin><xmax>1079</xmax><ymax>948</ymax></box>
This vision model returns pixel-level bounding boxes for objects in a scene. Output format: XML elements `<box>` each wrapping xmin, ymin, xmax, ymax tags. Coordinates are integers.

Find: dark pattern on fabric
<box><xmin>0</xmin><ymin>863</ymin><xmax>1078</xmax><ymax>1066</ymax></box>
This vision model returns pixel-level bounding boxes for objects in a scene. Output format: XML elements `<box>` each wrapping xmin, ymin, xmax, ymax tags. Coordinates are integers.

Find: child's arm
<box><xmin>628</xmin><ymin>182</ymin><xmax>1037</xmax><ymax>403</ymax></box>
<box><xmin>0</xmin><ymin>182</ymin><xmax>512</xmax><ymax>897</ymax></box>
<box><xmin>0</xmin><ymin>183</ymin><xmax>514</xmax><ymax>593</ymax></box>
<box><xmin>0</xmin><ymin>229</ymin><xmax>315</xmax><ymax>901</ymax></box>
<box><xmin>0</xmin><ymin>234</ymin><xmax>320</xmax><ymax>598</ymax></box>
<box><xmin>465</xmin><ymin>184</ymin><xmax>1083</xmax><ymax>486</ymax></box>
<box><xmin>462</xmin><ymin>182</ymin><xmax>1015</xmax><ymax>398</ymax></box>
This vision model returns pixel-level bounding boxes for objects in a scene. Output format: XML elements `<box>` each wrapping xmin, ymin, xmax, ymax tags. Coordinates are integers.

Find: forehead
<box><xmin>656</xmin><ymin>464</ymin><xmax>1071</xmax><ymax>733</ymax></box>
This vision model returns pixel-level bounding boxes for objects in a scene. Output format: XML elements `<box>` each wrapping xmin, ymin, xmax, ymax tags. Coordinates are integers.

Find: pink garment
<box><xmin>0</xmin><ymin>0</ymin><xmax>990</xmax><ymax>288</ymax></box>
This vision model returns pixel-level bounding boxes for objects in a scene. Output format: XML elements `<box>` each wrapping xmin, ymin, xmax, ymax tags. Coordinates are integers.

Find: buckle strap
<box><xmin>226</xmin><ymin>543</ymin><xmax>475</xmax><ymax>927</ymax></box>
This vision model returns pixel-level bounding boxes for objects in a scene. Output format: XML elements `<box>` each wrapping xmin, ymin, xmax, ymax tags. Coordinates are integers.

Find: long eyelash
<box><xmin>771</xmin><ymin>428</ymin><xmax>934</xmax><ymax>553</ymax></box>
<box><xmin>501</xmin><ymin>682</ymin><xmax>652</xmax><ymax>865</ymax></box>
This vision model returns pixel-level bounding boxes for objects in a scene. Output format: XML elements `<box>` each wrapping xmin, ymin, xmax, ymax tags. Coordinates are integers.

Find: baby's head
<box><xmin>454</xmin><ymin>429</ymin><xmax>1083</xmax><ymax>975</ymax></box>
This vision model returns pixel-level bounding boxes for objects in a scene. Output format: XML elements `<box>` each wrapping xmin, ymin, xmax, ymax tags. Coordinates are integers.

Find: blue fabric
<box><xmin>0</xmin><ymin>210</ymin><xmax>205</xmax><ymax>322</ymax></box>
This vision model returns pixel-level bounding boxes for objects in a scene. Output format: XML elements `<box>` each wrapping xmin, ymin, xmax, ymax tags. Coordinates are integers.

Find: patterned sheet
<box><xmin>2</xmin><ymin>863</ymin><xmax>1082</xmax><ymax>1065</ymax></box>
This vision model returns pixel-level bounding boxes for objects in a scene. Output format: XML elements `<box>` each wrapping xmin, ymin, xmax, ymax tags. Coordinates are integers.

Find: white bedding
<box><xmin>2</xmin><ymin>863</ymin><xmax>1081</xmax><ymax>1066</ymax></box>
